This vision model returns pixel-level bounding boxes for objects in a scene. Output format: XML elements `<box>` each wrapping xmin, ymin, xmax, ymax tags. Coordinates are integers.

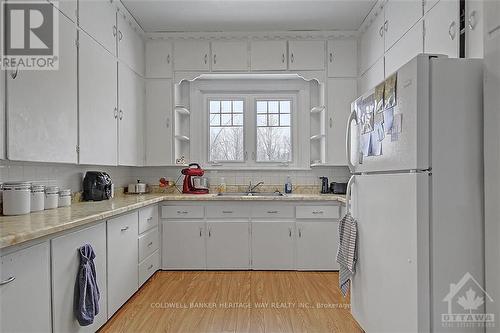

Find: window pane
<box><xmin>221</xmin><ymin>114</ymin><xmax>232</xmax><ymax>126</ymax></box>
<box><xmin>257</xmin><ymin>114</ymin><xmax>267</xmax><ymax>126</ymax></box>
<box><xmin>233</xmin><ymin>100</ymin><xmax>243</xmax><ymax>113</ymax></box>
<box><xmin>210</xmin><ymin>127</ymin><xmax>244</xmax><ymax>161</ymax></box>
<box><xmin>210</xmin><ymin>101</ymin><xmax>220</xmax><ymax>113</ymax></box>
<box><xmin>221</xmin><ymin>101</ymin><xmax>232</xmax><ymax>112</ymax></box>
<box><xmin>280</xmin><ymin>101</ymin><xmax>291</xmax><ymax>113</ymax></box>
<box><xmin>257</xmin><ymin>101</ymin><xmax>267</xmax><ymax>113</ymax></box>
<box><xmin>233</xmin><ymin>114</ymin><xmax>243</xmax><ymax>126</ymax></box>
<box><xmin>269</xmin><ymin>101</ymin><xmax>279</xmax><ymax>113</ymax></box>
<box><xmin>269</xmin><ymin>114</ymin><xmax>279</xmax><ymax>126</ymax></box>
<box><xmin>257</xmin><ymin>127</ymin><xmax>291</xmax><ymax>162</ymax></box>
<box><xmin>210</xmin><ymin>114</ymin><xmax>220</xmax><ymax>126</ymax></box>
<box><xmin>280</xmin><ymin>114</ymin><xmax>290</xmax><ymax>126</ymax></box>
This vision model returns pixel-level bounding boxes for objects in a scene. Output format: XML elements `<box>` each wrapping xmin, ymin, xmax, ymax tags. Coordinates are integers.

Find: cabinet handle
<box><xmin>298</xmin><ymin>228</ymin><xmax>302</xmax><ymax>238</ymax></box>
<box><xmin>148</xmin><ymin>241</ymin><xmax>153</xmax><ymax>247</ymax></box>
<box><xmin>288</xmin><ymin>227</ymin><xmax>292</xmax><ymax>237</ymax></box>
<box><xmin>291</xmin><ymin>53</ymin><xmax>294</xmax><ymax>63</ymax></box>
<box><xmin>329</xmin><ymin>52</ymin><xmax>333</xmax><ymax>63</ymax></box>
<box><xmin>113</xmin><ymin>25</ymin><xmax>117</xmax><ymax>37</ymax></box>
<box><xmin>148</xmin><ymin>264</ymin><xmax>154</xmax><ymax>270</ymax></box>
<box><xmin>222</xmin><ymin>210</ymin><xmax>233</xmax><ymax>214</ymax></box>
<box><xmin>282</xmin><ymin>53</ymin><xmax>285</xmax><ymax>63</ymax></box>
<box><xmin>213</xmin><ymin>54</ymin><xmax>217</xmax><ymax>65</ymax></box>
<box><xmin>199</xmin><ymin>227</ymin><xmax>203</xmax><ymax>237</ymax></box>
<box><xmin>176</xmin><ymin>210</ymin><xmax>188</xmax><ymax>214</ymax></box>
<box><xmin>166</xmin><ymin>117</ymin><xmax>170</xmax><ymax>128</ymax></box>
<box><xmin>329</xmin><ymin>117</ymin><xmax>333</xmax><ymax>128</ymax></box>
<box><xmin>119</xmin><ymin>109</ymin><xmax>123</xmax><ymax>120</ymax></box>
<box><xmin>114</xmin><ymin>107</ymin><xmax>118</xmax><ymax>119</ymax></box>
<box><xmin>167</xmin><ymin>54</ymin><xmax>170</xmax><ymax>64</ymax></box>
<box><xmin>448</xmin><ymin>21</ymin><xmax>457</xmax><ymax>40</ymax></box>
<box><xmin>312</xmin><ymin>210</ymin><xmax>324</xmax><ymax>215</ymax></box>
<box><xmin>468</xmin><ymin>10</ymin><xmax>477</xmax><ymax>30</ymax></box>
<box><xmin>10</xmin><ymin>66</ymin><xmax>19</xmax><ymax>79</ymax></box>
<box><xmin>208</xmin><ymin>227</ymin><xmax>211</xmax><ymax>237</ymax></box>
<box><xmin>204</xmin><ymin>54</ymin><xmax>208</xmax><ymax>64</ymax></box>
<box><xmin>147</xmin><ymin>216</ymin><xmax>153</xmax><ymax>222</ymax></box>
<box><xmin>121</xmin><ymin>226</ymin><xmax>129</xmax><ymax>232</ymax></box>
<box><xmin>379</xmin><ymin>26</ymin><xmax>384</xmax><ymax>37</ymax></box>
<box><xmin>0</xmin><ymin>276</ymin><xmax>15</xmax><ymax>285</ymax></box>
<box><xmin>267</xmin><ymin>210</ymin><xmax>278</xmax><ymax>214</ymax></box>
<box><xmin>384</xmin><ymin>20</ymin><xmax>388</xmax><ymax>32</ymax></box>
<box><xmin>118</xmin><ymin>30</ymin><xmax>123</xmax><ymax>41</ymax></box>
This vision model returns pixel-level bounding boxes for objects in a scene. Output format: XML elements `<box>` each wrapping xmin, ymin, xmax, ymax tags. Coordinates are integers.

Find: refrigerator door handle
<box><xmin>346</xmin><ymin>109</ymin><xmax>358</xmax><ymax>173</ymax></box>
<box><xmin>345</xmin><ymin>175</ymin><xmax>355</xmax><ymax>215</ymax></box>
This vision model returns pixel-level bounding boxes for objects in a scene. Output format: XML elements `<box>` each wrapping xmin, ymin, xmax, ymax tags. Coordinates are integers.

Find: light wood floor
<box><xmin>99</xmin><ymin>271</ymin><xmax>363</xmax><ymax>333</ymax></box>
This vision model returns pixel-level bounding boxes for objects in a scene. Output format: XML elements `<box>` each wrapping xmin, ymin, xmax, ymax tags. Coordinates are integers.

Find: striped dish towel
<box><xmin>336</xmin><ymin>212</ymin><xmax>358</xmax><ymax>297</ymax></box>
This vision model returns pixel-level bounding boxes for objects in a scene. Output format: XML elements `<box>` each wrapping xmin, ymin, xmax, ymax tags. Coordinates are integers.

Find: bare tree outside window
<box><xmin>256</xmin><ymin>100</ymin><xmax>292</xmax><ymax>162</ymax></box>
<box><xmin>209</xmin><ymin>100</ymin><xmax>244</xmax><ymax>162</ymax></box>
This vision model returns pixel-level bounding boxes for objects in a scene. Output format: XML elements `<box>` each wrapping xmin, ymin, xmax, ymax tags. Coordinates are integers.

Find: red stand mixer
<box><xmin>181</xmin><ymin>163</ymin><xmax>209</xmax><ymax>194</ymax></box>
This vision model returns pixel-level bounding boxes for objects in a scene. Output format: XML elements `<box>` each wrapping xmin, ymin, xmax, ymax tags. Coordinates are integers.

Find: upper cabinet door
<box><xmin>289</xmin><ymin>41</ymin><xmax>325</xmax><ymax>71</ymax></box>
<box><xmin>250</xmin><ymin>40</ymin><xmax>287</xmax><ymax>70</ymax></box>
<box><xmin>327</xmin><ymin>39</ymin><xmax>357</xmax><ymax>77</ymax></box>
<box><xmin>485</xmin><ymin>0</ymin><xmax>500</xmax><ymax>34</ymax></box>
<box><xmin>145</xmin><ymin>40</ymin><xmax>173</xmax><ymax>78</ymax></box>
<box><xmin>7</xmin><ymin>13</ymin><xmax>77</xmax><ymax>163</ymax></box>
<box><xmin>424</xmin><ymin>0</ymin><xmax>459</xmax><ymax>58</ymax></box>
<box><xmin>359</xmin><ymin>9</ymin><xmax>385</xmax><ymax>74</ymax></box>
<box><xmin>79</xmin><ymin>0</ymin><xmax>117</xmax><ymax>55</ymax></box>
<box><xmin>117</xmin><ymin>13</ymin><xmax>145</xmax><ymax>76</ymax></box>
<box><xmin>385</xmin><ymin>20</ymin><xmax>424</xmax><ymax>77</ymax></box>
<box><xmin>79</xmin><ymin>32</ymin><xmax>118</xmax><ymax>166</ymax></box>
<box><xmin>118</xmin><ymin>64</ymin><xmax>144</xmax><ymax>166</ymax></box>
<box><xmin>212</xmin><ymin>41</ymin><xmax>248</xmax><ymax>71</ymax></box>
<box><xmin>384</xmin><ymin>0</ymin><xmax>423</xmax><ymax>51</ymax></box>
<box><xmin>145</xmin><ymin>80</ymin><xmax>173</xmax><ymax>166</ymax></box>
<box><xmin>359</xmin><ymin>56</ymin><xmax>384</xmax><ymax>93</ymax></box>
<box><xmin>173</xmin><ymin>41</ymin><xmax>210</xmax><ymax>71</ymax></box>
<box><xmin>466</xmin><ymin>0</ymin><xmax>484</xmax><ymax>58</ymax></box>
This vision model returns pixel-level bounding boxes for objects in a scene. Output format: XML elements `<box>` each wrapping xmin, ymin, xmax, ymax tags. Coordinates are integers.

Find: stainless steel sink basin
<box><xmin>217</xmin><ymin>192</ymin><xmax>285</xmax><ymax>197</ymax></box>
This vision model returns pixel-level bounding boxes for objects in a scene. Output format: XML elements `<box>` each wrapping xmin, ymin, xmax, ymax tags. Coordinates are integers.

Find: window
<box><xmin>209</xmin><ymin>100</ymin><xmax>244</xmax><ymax>162</ymax></box>
<box><xmin>256</xmin><ymin>100</ymin><xmax>292</xmax><ymax>162</ymax></box>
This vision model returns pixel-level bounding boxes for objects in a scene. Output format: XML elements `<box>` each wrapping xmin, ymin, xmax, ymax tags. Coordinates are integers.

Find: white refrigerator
<box><xmin>346</xmin><ymin>55</ymin><xmax>485</xmax><ymax>333</ymax></box>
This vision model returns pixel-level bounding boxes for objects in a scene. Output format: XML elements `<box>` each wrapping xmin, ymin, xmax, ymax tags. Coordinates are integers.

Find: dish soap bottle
<box><xmin>284</xmin><ymin>176</ymin><xmax>292</xmax><ymax>194</ymax></box>
<box><xmin>218</xmin><ymin>177</ymin><xmax>226</xmax><ymax>194</ymax></box>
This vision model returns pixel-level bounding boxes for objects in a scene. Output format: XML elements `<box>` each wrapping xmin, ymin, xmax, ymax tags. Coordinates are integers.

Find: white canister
<box><xmin>44</xmin><ymin>186</ymin><xmax>59</xmax><ymax>210</ymax></box>
<box><xmin>30</xmin><ymin>184</ymin><xmax>45</xmax><ymax>212</ymax></box>
<box><xmin>58</xmin><ymin>189</ymin><xmax>72</xmax><ymax>207</ymax></box>
<box><xmin>3</xmin><ymin>182</ymin><xmax>31</xmax><ymax>215</ymax></box>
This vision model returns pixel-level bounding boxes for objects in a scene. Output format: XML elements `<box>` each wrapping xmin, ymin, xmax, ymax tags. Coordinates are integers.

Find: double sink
<box><xmin>216</xmin><ymin>191</ymin><xmax>285</xmax><ymax>197</ymax></box>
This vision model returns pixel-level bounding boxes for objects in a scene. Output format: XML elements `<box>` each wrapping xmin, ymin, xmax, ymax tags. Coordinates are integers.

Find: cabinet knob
<box><xmin>329</xmin><ymin>117</ymin><xmax>333</xmax><ymax>128</ymax></box>
<box><xmin>329</xmin><ymin>52</ymin><xmax>333</xmax><ymax>63</ymax></box>
<box><xmin>208</xmin><ymin>227</ymin><xmax>211</xmax><ymax>237</ymax></box>
<box><xmin>204</xmin><ymin>54</ymin><xmax>208</xmax><ymax>64</ymax></box>
<box><xmin>384</xmin><ymin>20</ymin><xmax>388</xmax><ymax>32</ymax></box>
<box><xmin>147</xmin><ymin>216</ymin><xmax>153</xmax><ymax>222</ymax></box>
<box><xmin>379</xmin><ymin>26</ymin><xmax>384</xmax><ymax>37</ymax></box>
<box><xmin>114</xmin><ymin>107</ymin><xmax>118</xmax><ymax>119</ymax></box>
<box><xmin>148</xmin><ymin>241</ymin><xmax>153</xmax><ymax>247</ymax></box>
<box><xmin>298</xmin><ymin>228</ymin><xmax>302</xmax><ymax>238</ymax></box>
<box><xmin>468</xmin><ymin>10</ymin><xmax>477</xmax><ymax>30</ymax></box>
<box><xmin>282</xmin><ymin>53</ymin><xmax>285</xmax><ymax>63</ymax></box>
<box><xmin>0</xmin><ymin>276</ymin><xmax>15</xmax><ymax>285</ymax></box>
<box><xmin>199</xmin><ymin>227</ymin><xmax>203</xmax><ymax>237</ymax></box>
<box><xmin>119</xmin><ymin>109</ymin><xmax>123</xmax><ymax>120</ymax></box>
<box><xmin>291</xmin><ymin>53</ymin><xmax>294</xmax><ymax>63</ymax></box>
<box><xmin>120</xmin><ymin>226</ymin><xmax>129</xmax><ymax>232</ymax></box>
<box><xmin>288</xmin><ymin>227</ymin><xmax>292</xmax><ymax>237</ymax></box>
<box><xmin>213</xmin><ymin>54</ymin><xmax>217</xmax><ymax>65</ymax></box>
<box><xmin>167</xmin><ymin>54</ymin><xmax>171</xmax><ymax>64</ymax></box>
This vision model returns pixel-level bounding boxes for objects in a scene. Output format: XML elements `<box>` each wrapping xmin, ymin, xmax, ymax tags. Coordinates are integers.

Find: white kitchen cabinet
<box><xmin>7</xmin><ymin>12</ymin><xmax>77</xmax><ymax>163</ymax></box>
<box><xmin>206</xmin><ymin>222</ymin><xmax>250</xmax><ymax>269</ymax></box>
<box><xmin>145</xmin><ymin>40</ymin><xmax>173</xmax><ymax>78</ymax></box>
<box><xmin>173</xmin><ymin>41</ymin><xmax>210</xmax><ymax>71</ymax></box>
<box><xmin>0</xmin><ymin>69</ymin><xmax>5</xmax><ymax>160</ymax></box>
<box><xmin>250</xmin><ymin>40</ymin><xmax>287</xmax><ymax>71</ymax></box>
<box><xmin>212</xmin><ymin>41</ymin><xmax>248</xmax><ymax>71</ymax></box>
<box><xmin>51</xmin><ymin>223</ymin><xmax>107</xmax><ymax>333</ymax></box>
<box><xmin>117</xmin><ymin>12</ymin><xmax>145</xmax><ymax>76</ymax></box>
<box><xmin>326</xmin><ymin>78</ymin><xmax>357</xmax><ymax>165</ymax></box>
<box><xmin>465</xmin><ymin>0</ymin><xmax>484</xmax><ymax>58</ymax></box>
<box><xmin>139</xmin><ymin>250</ymin><xmax>160</xmax><ymax>286</ymax></box>
<box><xmin>327</xmin><ymin>39</ymin><xmax>357</xmax><ymax>77</ymax></box>
<box><xmin>424</xmin><ymin>0</ymin><xmax>459</xmax><ymax>58</ymax></box>
<box><xmin>359</xmin><ymin>56</ymin><xmax>384</xmax><ymax>93</ymax></box>
<box><xmin>139</xmin><ymin>227</ymin><xmax>159</xmax><ymax>262</ymax></box>
<box><xmin>296</xmin><ymin>222</ymin><xmax>339</xmax><ymax>270</ymax></box>
<box><xmin>251</xmin><ymin>221</ymin><xmax>295</xmax><ymax>270</ymax></box>
<box><xmin>79</xmin><ymin>31</ymin><xmax>118</xmax><ymax>166</ymax></box>
<box><xmin>145</xmin><ymin>79</ymin><xmax>172</xmax><ymax>166</ymax></box>
<box><xmin>118</xmin><ymin>63</ymin><xmax>144</xmax><ymax>166</ymax></box>
<box><xmin>163</xmin><ymin>221</ymin><xmax>206</xmax><ymax>269</ymax></box>
<box><xmin>107</xmin><ymin>212</ymin><xmax>139</xmax><ymax>316</ymax></box>
<box><xmin>0</xmin><ymin>242</ymin><xmax>51</xmax><ymax>333</ymax></box>
<box><xmin>288</xmin><ymin>41</ymin><xmax>325</xmax><ymax>71</ymax></box>
<box><xmin>50</xmin><ymin>0</ymin><xmax>77</xmax><ymax>22</ymax></box>
<box><xmin>139</xmin><ymin>205</ymin><xmax>159</xmax><ymax>234</ymax></box>
<box><xmin>385</xmin><ymin>20</ymin><xmax>424</xmax><ymax>77</ymax></box>
<box><xmin>485</xmin><ymin>0</ymin><xmax>500</xmax><ymax>34</ymax></box>
<box><xmin>79</xmin><ymin>0</ymin><xmax>117</xmax><ymax>55</ymax></box>
<box><xmin>360</xmin><ymin>10</ymin><xmax>385</xmax><ymax>74</ymax></box>
<box><xmin>384</xmin><ymin>0</ymin><xmax>423</xmax><ymax>51</ymax></box>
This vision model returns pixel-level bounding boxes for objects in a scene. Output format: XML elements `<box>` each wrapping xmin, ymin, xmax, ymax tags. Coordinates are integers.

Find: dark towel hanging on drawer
<box><xmin>74</xmin><ymin>244</ymin><xmax>100</xmax><ymax>326</ymax></box>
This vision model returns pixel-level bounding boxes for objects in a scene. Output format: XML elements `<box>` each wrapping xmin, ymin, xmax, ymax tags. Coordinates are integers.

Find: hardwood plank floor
<box><xmin>99</xmin><ymin>271</ymin><xmax>363</xmax><ymax>333</ymax></box>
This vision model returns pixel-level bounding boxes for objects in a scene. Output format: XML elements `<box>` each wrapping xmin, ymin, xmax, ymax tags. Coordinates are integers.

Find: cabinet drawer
<box><xmin>139</xmin><ymin>250</ymin><xmax>160</xmax><ymax>286</ymax></box>
<box><xmin>252</xmin><ymin>206</ymin><xmax>294</xmax><ymax>218</ymax></box>
<box><xmin>206</xmin><ymin>205</ymin><xmax>250</xmax><ymax>218</ymax></box>
<box><xmin>162</xmin><ymin>206</ymin><xmax>204</xmax><ymax>219</ymax></box>
<box><xmin>139</xmin><ymin>205</ymin><xmax>159</xmax><ymax>234</ymax></box>
<box><xmin>139</xmin><ymin>227</ymin><xmax>159</xmax><ymax>262</ymax></box>
<box><xmin>296</xmin><ymin>206</ymin><xmax>340</xmax><ymax>219</ymax></box>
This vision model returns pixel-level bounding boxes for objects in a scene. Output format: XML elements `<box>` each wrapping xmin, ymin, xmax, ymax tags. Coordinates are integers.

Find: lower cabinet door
<box><xmin>162</xmin><ymin>221</ymin><xmax>206</xmax><ymax>269</ymax></box>
<box><xmin>0</xmin><ymin>242</ymin><xmax>51</xmax><ymax>333</ymax></box>
<box><xmin>206</xmin><ymin>222</ymin><xmax>250</xmax><ymax>269</ymax></box>
<box><xmin>139</xmin><ymin>250</ymin><xmax>160</xmax><ymax>286</ymax></box>
<box><xmin>251</xmin><ymin>221</ymin><xmax>295</xmax><ymax>270</ymax></box>
<box><xmin>107</xmin><ymin>212</ymin><xmax>139</xmax><ymax>316</ymax></box>
<box><xmin>51</xmin><ymin>223</ymin><xmax>107</xmax><ymax>333</ymax></box>
<box><xmin>296</xmin><ymin>222</ymin><xmax>339</xmax><ymax>270</ymax></box>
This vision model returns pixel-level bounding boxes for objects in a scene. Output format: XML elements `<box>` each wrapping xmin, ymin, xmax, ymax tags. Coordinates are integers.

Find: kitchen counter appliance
<box><xmin>181</xmin><ymin>163</ymin><xmax>209</xmax><ymax>194</ymax></box>
<box><xmin>83</xmin><ymin>171</ymin><xmax>112</xmax><ymax>201</ymax></box>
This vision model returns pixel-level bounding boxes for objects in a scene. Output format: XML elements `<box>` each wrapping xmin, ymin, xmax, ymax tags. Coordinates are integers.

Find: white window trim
<box><xmin>189</xmin><ymin>78</ymin><xmax>310</xmax><ymax>170</ymax></box>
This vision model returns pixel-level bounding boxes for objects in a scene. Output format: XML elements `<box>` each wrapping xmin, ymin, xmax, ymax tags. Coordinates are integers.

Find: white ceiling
<box><xmin>121</xmin><ymin>0</ymin><xmax>376</xmax><ymax>33</ymax></box>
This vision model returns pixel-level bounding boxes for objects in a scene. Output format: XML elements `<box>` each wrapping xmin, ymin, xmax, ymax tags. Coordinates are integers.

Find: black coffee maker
<box><xmin>82</xmin><ymin>171</ymin><xmax>112</xmax><ymax>201</ymax></box>
<box><xmin>319</xmin><ymin>177</ymin><xmax>329</xmax><ymax>194</ymax></box>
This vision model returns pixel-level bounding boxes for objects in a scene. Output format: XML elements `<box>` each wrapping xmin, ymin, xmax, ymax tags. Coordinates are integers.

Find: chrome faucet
<box><xmin>248</xmin><ymin>181</ymin><xmax>264</xmax><ymax>193</ymax></box>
